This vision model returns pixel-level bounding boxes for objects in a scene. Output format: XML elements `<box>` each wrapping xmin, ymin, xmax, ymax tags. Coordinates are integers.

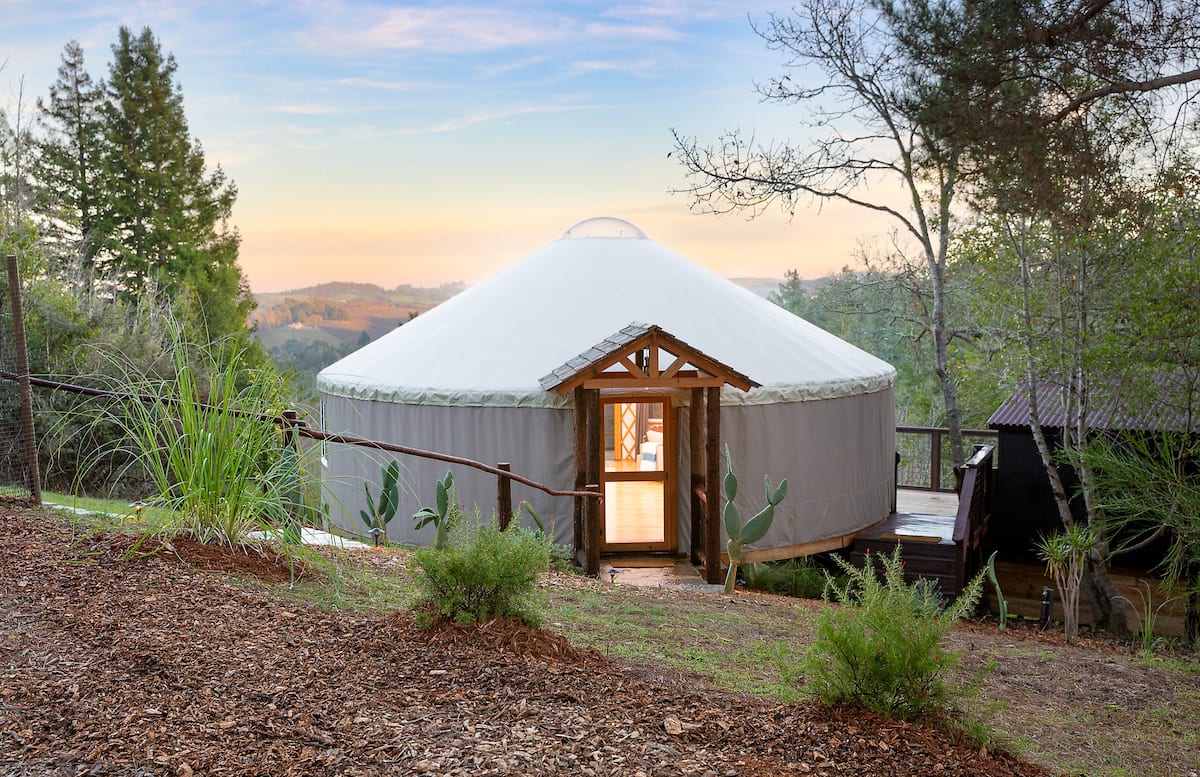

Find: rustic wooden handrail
<box><xmin>0</xmin><ymin>370</ymin><xmax>602</xmax><ymax>510</ymax></box>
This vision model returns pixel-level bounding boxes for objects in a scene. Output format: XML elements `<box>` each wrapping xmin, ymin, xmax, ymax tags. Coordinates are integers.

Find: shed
<box><xmin>987</xmin><ymin>374</ymin><xmax>1199</xmax><ymax>561</ymax></box>
<box><xmin>317</xmin><ymin>217</ymin><xmax>896</xmax><ymax>577</ymax></box>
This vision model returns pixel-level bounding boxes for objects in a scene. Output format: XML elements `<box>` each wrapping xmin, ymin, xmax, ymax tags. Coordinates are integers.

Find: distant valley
<box><xmin>251</xmin><ymin>281</ymin><xmax>466</xmax><ymax>394</ymax></box>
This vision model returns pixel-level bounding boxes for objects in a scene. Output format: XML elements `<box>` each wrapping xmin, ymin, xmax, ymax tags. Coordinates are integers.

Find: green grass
<box><xmin>281</xmin><ymin>551</ymin><xmax>419</xmax><ymax>613</ymax></box>
<box><xmin>545</xmin><ymin>586</ymin><xmax>813</xmax><ymax>701</ymax></box>
<box><xmin>43</xmin><ymin>490</ymin><xmax>143</xmax><ymax>517</ymax></box>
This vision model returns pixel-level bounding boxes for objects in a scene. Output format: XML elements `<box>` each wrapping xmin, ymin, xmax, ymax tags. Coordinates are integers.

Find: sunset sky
<box><xmin>3</xmin><ymin>1</ymin><xmax>894</xmax><ymax>293</ymax></box>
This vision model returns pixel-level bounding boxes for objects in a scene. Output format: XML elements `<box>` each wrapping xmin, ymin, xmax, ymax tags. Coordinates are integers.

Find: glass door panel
<box><xmin>601</xmin><ymin>399</ymin><xmax>671</xmax><ymax>551</ymax></box>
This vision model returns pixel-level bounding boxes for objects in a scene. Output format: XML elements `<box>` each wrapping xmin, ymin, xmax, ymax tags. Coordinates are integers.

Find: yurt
<box><xmin>317</xmin><ymin>217</ymin><xmax>896</xmax><ymax>579</ymax></box>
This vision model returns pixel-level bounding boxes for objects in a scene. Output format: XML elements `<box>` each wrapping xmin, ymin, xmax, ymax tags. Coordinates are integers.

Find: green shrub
<box><xmin>414</xmin><ymin>508</ymin><xmax>551</xmax><ymax>627</ymax></box>
<box><xmin>799</xmin><ymin>546</ymin><xmax>983</xmax><ymax>721</ymax></box>
<box><xmin>743</xmin><ymin>557</ymin><xmax>828</xmax><ymax>599</ymax></box>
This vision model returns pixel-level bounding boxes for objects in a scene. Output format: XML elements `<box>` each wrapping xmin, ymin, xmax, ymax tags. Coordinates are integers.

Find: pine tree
<box><xmin>98</xmin><ymin>26</ymin><xmax>253</xmax><ymax>340</ymax></box>
<box><xmin>35</xmin><ymin>40</ymin><xmax>107</xmax><ymax>291</ymax></box>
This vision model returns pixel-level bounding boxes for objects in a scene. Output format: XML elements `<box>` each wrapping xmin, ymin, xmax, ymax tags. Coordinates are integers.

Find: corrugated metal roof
<box><xmin>988</xmin><ymin>373</ymin><xmax>1200</xmax><ymax>432</ymax></box>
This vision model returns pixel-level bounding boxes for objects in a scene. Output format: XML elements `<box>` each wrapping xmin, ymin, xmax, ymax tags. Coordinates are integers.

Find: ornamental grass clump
<box><xmin>94</xmin><ymin>327</ymin><xmax>301</xmax><ymax>549</ymax></box>
<box><xmin>800</xmin><ymin>545</ymin><xmax>983</xmax><ymax>721</ymax></box>
<box><xmin>413</xmin><ymin>504</ymin><xmax>551</xmax><ymax>627</ymax></box>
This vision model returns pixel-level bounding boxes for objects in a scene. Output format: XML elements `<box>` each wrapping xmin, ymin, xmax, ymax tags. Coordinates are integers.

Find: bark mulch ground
<box><xmin>0</xmin><ymin>506</ymin><xmax>1048</xmax><ymax>776</ymax></box>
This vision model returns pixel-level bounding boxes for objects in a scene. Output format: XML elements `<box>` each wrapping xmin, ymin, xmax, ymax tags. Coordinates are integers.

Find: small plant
<box><xmin>413</xmin><ymin>505</ymin><xmax>551</xmax><ymax>626</ymax></box>
<box><xmin>359</xmin><ymin>460</ymin><xmax>400</xmax><ymax>545</ymax></box>
<box><xmin>522</xmin><ymin>500</ymin><xmax>577</xmax><ymax>573</ymax></box>
<box><xmin>1035</xmin><ymin>523</ymin><xmax>1093</xmax><ymax>644</ymax></box>
<box><xmin>1116</xmin><ymin>579</ymin><xmax>1180</xmax><ymax>659</ymax></box>
<box><xmin>722</xmin><ymin>446</ymin><xmax>787</xmax><ymax>594</ymax></box>
<box><xmin>413</xmin><ymin>470</ymin><xmax>456</xmax><ymax>550</ymax></box>
<box><xmin>742</xmin><ymin>557</ymin><xmax>827</xmax><ymax>599</ymax></box>
<box><xmin>799</xmin><ymin>545</ymin><xmax>984</xmax><ymax>721</ymax></box>
<box><xmin>984</xmin><ymin>551</ymin><xmax>1008</xmax><ymax>630</ymax></box>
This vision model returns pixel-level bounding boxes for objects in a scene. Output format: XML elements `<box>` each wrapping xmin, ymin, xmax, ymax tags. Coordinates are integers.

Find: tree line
<box><xmin>1</xmin><ymin>27</ymin><xmax>269</xmax><ymax>495</ymax></box>
<box><xmin>2</xmin><ymin>26</ymin><xmax>252</xmax><ymax>348</ymax></box>
<box><xmin>677</xmin><ymin>0</ymin><xmax>1200</xmax><ymax>638</ymax></box>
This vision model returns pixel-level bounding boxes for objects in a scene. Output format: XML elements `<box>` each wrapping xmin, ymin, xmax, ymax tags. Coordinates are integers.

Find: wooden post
<box><xmin>892</xmin><ymin>451</ymin><xmax>900</xmax><ymax>514</ymax></box>
<box><xmin>585</xmin><ymin>389</ymin><xmax>602</xmax><ymax>576</ymax></box>
<box><xmin>690</xmin><ymin>387</ymin><xmax>704</xmax><ymax>566</ymax></box>
<box><xmin>704</xmin><ymin>385</ymin><xmax>721</xmax><ymax>584</ymax></box>
<box><xmin>573</xmin><ymin>386</ymin><xmax>587</xmax><ymax>555</ymax></box>
<box><xmin>280</xmin><ymin>409</ymin><xmax>302</xmax><ymax>533</ymax></box>
<box><xmin>497</xmin><ymin>462</ymin><xmax>513</xmax><ymax>530</ymax></box>
<box><xmin>930</xmin><ymin>429</ymin><xmax>942</xmax><ymax>490</ymax></box>
<box><xmin>6</xmin><ymin>255</ymin><xmax>41</xmax><ymax>506</ymax></box>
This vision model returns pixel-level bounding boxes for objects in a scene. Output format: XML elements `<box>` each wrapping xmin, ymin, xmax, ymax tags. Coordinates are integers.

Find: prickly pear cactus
<box><xmin>413</xmin><ymin>470</ymin><xmax>455</xmax><ymax>550</ymax></box>
<box><xmin>360</xmin><ymin>460</ymin><xmax>401</xmax><ymax>545</ymax></box>
<box><xmin>722</xmin><ymin>445</ymin><xmax>787</xmax><ymax>594</ymax></box>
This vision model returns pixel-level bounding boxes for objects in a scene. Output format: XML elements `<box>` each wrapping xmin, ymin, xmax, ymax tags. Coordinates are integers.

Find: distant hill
<box><xmin>252</xmin><ymin>281</ymin><xmax>466</xmax><ymax>342</ymax></box>
<box><xmin>729</xmin><ymin>277</ymin><xmax>784</xmax><ymax>299</ymax></box>
<box><xmin>252</xmin><ymin>281</ymin><xmax>465</xmax><ymax>397</ymax></box>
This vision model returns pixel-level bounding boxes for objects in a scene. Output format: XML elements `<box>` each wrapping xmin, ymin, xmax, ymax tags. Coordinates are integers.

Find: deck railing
<box><xmin>952</xmin><ymin>444</ymin><xmax>995</xmax><ymax>591</ymax></box>
<box><xmin>896</xmin><ymin>425</ymin><xmax>998</xmax><ymax>492</ymax></box>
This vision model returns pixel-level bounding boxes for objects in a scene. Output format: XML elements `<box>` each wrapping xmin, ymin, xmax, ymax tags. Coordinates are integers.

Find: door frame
<box><xmin>598</xmin><ymin>393</ymin><xmax>677</xmax><ymax>553</ymax></box>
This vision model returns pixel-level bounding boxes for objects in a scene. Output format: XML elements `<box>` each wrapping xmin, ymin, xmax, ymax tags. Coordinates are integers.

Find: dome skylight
<box><xmin>560</xmin><ymin>217</ymin><xmax>647</xmax><ymax>240</ymax></box>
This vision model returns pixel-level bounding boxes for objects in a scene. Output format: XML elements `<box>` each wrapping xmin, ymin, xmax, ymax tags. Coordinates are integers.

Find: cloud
<box><xmin>582</xmin><ymin>21</ymin><xmax>680</xmax><ymax>42</ymax></box>
<box><xmin>601</xmin><ymin>1</ymin><xmax>778</xmax><ymax>21</ymax></box>
<box><xmin>361</xmin><ymin>100</ymin><xmax>594</xmax><ymax>137</ymax></box>
<box><xmin>320</xmin><ymin>5</ymin><xmax>573</xmax><ymax>54</ymax></box>
<box><xmin>476</xmin><ymin>56</ymin><xmax>547</xmax><ymax>79</ymax></box>
<box><xmin>309</xmin><ymin>3</ymin><xmax>701</xmax><ymax>55</ymax></box>
<box><xmin>335</xmin><ymin>77</ymin><xmax>437</xmax><ymax>91</ymax></box>
<box><xmin>272</xmin><ymin>103</ymin><xmax>336</xmax><ymax>115</ymax></box>
<box><xmin>568</xmin><ymin>58</ymin><xmax>662</xmax><ymax>77</ymax></box>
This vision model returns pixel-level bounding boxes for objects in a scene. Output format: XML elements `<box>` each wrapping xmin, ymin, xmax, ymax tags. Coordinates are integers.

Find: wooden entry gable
<box><xmin>540</xmin><ymin>322</ymin><xmax>758</xmax><ymax>583</ymax></box>
<box><xmin>538</xmin><ymin>322</ymin><xmax>757</xmax><ymax>394</ymax></box>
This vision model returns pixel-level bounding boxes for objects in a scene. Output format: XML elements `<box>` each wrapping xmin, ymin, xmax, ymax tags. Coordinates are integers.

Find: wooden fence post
<box><xmin>497</xmin><ymin>462</ymin><xmax>512</xmax><ymax>530</ymax></box>
<box><xmin>279</xmin><ymin>410</ymin><xmax>303</xmax><ymax>534</ymax></box>
<box><xmin>930</xmin><ymin>429</ymin><xmax>942</xmax><ymax>490</ymax></box>
<box><xmin>6</xmin><ymin>255</ymin><xmax>40</xmax><ymax>506</ymax></box>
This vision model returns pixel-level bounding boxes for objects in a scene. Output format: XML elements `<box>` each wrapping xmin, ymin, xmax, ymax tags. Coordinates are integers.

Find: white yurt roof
<box><xmin>317</xmin><ymin>217</ymin><xmax>895</xmax><ymax>409</ymax></box>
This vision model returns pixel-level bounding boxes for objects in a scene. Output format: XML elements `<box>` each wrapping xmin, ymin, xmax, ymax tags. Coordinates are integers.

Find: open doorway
<box><xmin>600</xmin><ymin>397</ymin><xmax>674</xmax><ymax>551</ymax></box>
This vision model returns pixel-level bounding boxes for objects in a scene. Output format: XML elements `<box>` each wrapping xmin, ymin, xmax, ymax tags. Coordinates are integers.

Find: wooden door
<box><xmin>599</xmin><ymin>396</ymin><xmax>675</xmax><ymax>552</ymax></box>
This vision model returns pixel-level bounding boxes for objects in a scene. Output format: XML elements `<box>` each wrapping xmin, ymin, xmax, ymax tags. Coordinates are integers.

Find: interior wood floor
<box><xmin>603</xmin><ymin>480</ymin><xmax>665</xmax><ymax>544</ymax></box>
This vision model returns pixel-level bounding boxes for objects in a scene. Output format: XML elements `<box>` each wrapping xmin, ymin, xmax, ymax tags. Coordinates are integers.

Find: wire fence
<box><xmin>0</xmin><ymin>369</ymin><xmax>601</xmax><ymax>523</ymax></box>
<box><xmin>0</xmin><ymin>256</ymin><xmax>38</xmax><ymax>502</ymax></box>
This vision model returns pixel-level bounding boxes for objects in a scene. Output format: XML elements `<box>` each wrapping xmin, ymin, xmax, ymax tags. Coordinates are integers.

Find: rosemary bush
<box><xmin>800</xmin><ymin>546</ymin><xmax>983</xmax><ymax>721</ymax></box>
<box><xmin>414</xmin><ymin>506</ymin><xmax>551</xmax><ymax>627</ymax></box>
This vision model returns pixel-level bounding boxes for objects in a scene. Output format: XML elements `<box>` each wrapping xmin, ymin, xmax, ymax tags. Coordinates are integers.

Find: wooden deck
<box><xmin>895</xmin><ymin>488</ymin><xmax>959</xmax><ymax>517</ymax></box>
<box><xmin>851</xmin><ymin>488</ymin><xmax>963</xmax><ymax>595</ymax></box>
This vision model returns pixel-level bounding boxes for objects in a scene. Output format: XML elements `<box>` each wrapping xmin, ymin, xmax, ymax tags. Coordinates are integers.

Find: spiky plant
<box><xmin>722</xmin><ymin>446</ymin><xmax>787</xmax><ymax>594</ymax></box>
